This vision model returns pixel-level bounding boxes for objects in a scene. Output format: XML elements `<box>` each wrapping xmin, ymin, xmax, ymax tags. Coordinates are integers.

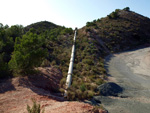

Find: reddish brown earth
<box><xmin>0</xmin><ymin>67</ymin><xmax>106</xmax><ymax>113</ymax></box>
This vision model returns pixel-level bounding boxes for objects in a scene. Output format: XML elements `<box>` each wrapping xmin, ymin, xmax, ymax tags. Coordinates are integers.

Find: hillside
<box><xmin>0</xmin><ymin>7</ymin><xmax>150</xmax><ymax>112</ymax></box>
<box><xmin>21</xmin><ymin>20</ymin><xmax>107</xmax><ymax>100</ymax></box>
<box><xmin>79</xmin><ymin>8</ymin><xmax>150</xmax><ymax>53</ymax></box>
<box><xmin>21</xmin><ymin>8</ymin><xmax>150</xmax><ymax>101</ymax></box>
<box><xmin>66</xmin><ymin>8</ymin><xmax>150</xmax><ymax>100</ymax></box>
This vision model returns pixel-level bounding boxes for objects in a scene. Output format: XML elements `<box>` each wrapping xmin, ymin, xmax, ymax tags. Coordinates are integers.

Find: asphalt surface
<box><xmin>101</xmin><ymin>47</ymin><xmax>150</xmax><ymax>113</ymax></box>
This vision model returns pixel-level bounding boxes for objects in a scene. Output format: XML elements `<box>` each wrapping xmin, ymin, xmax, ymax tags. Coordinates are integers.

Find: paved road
<box><xmin>101</xmin><ymin>47</ymin><xmax>150</xmax><ymax>113</ymax></box>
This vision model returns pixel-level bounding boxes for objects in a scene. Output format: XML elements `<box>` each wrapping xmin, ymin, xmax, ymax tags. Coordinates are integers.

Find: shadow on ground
<box><xmin>0</xmin><ymin>67</ymin><xmax>65</xmax><ymax>101</ymax></box>
<box><xmin>104</xmin><ymin>54</ymin><xmax>115</xmax><ymax>77</ymax></box>
<box><xmin>18</xmin><ymin>67</ymin><xmax>65</xmax><ymax>101</ymax></box>
<box><xmin>0</xmin><ymin>78</ymin><xmax>16</xmax><ymax>93</ymax></box>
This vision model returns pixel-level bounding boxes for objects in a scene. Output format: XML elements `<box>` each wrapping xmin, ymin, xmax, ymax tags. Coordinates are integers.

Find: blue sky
<box><xmin>0</xmin><ymin>0</ymin><xmax>150</xmax><ymax>29</ymax></box>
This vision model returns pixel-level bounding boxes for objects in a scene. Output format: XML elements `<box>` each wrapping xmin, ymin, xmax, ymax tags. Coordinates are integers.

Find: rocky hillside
<box><xmin>1</xmin><ymin>7</ymin><xmax>150</xmax><ymax>101</ymax></box>
<box><xmin>80</xmin><ymin>8</ymin><xmax>150</xmax><ymax>53</ymax></box>
<box><xmin>1</xmin><ymin>7</ymin><xmax>150</xmax><ymax>113</ymax></box>
<box><xmin>66</xmin><ymin>7</ymin><xmax>150</xmax><ymax>100</ymax></box>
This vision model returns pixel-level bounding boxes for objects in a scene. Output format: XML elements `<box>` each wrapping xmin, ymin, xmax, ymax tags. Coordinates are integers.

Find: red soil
<box><xmin>0</xmin><ymin>67</ymin><xmax>106</xmax><ymax>113</ymax></box>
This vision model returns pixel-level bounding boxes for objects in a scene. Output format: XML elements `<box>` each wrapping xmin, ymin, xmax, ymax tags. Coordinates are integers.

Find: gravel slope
<box><xmin>102</xmin><ymin>47</ymin><xmax>150</xmax><ymax>113</ymax></box>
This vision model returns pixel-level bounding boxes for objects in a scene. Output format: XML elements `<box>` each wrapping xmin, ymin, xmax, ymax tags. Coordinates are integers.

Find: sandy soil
<box><xmin>102</xmin><ymin>47</ymin><xmax>150</xmax><ymax>113</ymax></box>
<box><xmin>0</xmin><ymin>67</ymin><xmax>106</xmax><ymax>113</ymax></box>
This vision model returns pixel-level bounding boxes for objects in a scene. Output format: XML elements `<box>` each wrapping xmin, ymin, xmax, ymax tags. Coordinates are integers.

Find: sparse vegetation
<box><xmin>27</xmin><ymin>99</ymin><xmax>44</xmax><ymax>113</ymax></box>
<box><xmin>123</xmin><ymin>7</ymin><xmax>130</xmax><ymax>11</ymax></box>
<box><xmin>107</xmin><ymin>9</ymin><xmax>119</xmax><ymax>19</ymax></box>
<box><xmin>86</xmin><ymin>21</ymin><xmax>96</xmax><ymax>27</ymax></box>
<box><xmin>0</xmin><ymin>7</ymin><xmax>150</xmax><ymax>101</ymax></box>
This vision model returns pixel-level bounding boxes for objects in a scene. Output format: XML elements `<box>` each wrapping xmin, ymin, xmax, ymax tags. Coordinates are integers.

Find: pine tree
<box><xmin>9</xmin><ymin>32</ymin><xmax>48</xmax><ymax>76</ymax></box>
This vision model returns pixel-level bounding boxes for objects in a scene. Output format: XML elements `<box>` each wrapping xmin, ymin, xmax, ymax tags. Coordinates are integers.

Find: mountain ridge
<box><xmin>79</xmin><ymin>9</ymin><xmax>150</xmax><ymax>54</ymax></box>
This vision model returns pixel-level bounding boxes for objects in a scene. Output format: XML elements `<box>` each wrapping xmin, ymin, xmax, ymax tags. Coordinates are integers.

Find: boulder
<box><xmin>97</xmin><ymin>82</ymin><xmax>123</xmax><ymax>96</ymax></box>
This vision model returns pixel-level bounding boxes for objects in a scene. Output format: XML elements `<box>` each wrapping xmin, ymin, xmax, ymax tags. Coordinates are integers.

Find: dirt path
<box><xmin>102</xmin><ymin>47</ymin><xmax>150</xmax><ymax>113</ymax></box>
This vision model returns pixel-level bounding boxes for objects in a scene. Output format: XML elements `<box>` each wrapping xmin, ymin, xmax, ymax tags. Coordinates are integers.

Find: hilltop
<box><xmin>24</xmin><ymin>21</ymin><xmax>60</xmax><ymax>33</ymax></box>
<box><xmin>79</xmin><ymin>8</ymin><xmax>150</xmax><ymax>53</ymax></box>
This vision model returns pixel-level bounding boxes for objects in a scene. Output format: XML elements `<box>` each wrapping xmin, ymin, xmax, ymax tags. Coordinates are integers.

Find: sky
<box><xmin>0</xmin><ymin>0</ymin><xmax>150</xmax><ymax>29</ymax></box>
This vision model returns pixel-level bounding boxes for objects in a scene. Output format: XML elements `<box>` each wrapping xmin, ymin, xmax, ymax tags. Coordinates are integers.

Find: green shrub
<box><xmin>97</xmin><ymin>18</ymin><xmax>101</xmax><ymax>22</ymax></box>
<box><xmin>59</xmin><ymin>88</ymin><xmax>65</xmax><ymax>93</ymax></box>
<box><xmin>99</xmin><ymin>67</ymin><xmax>106</xmax><ymax>74</ymax></box>
<box><xmin>95</xmin><ymin>79</ymin><xmax>104</xmax><ymax>85</ymax></box>
<box><xmin>83</xmin><ymin>59</ymin><xmax>94</xmax><ymax>65</ymax></box>
<box><xmin>108</xmin><ymin>10</ymin><xmax>119</xmax><ymax>19</ymax></box>
<box><xmin>87</xmin><ymin>90</ymin><xmax>94</xmax><ymax>98</ymax></box>
<box><xmin>67</xmin><ymin>91</ymin><xmax>76</xmax><ymax>100</ymax></box>
<box><xmin>84</xmin><ymin>64</ymin><xmax>91</xmax><ymax>71</ymax></box>
<box><xmin>123</xmin><ymin>7</ymin><xmax>130</xmax><ymax>11</ymax></box>
<box><xmin>82</xmin><ymin>91</ymin><xmax>88</xmax><ymax>99</ymax></box>
<box><xmin>72</xmin><ymin>81</ymin><xmax>79</xmax><ymax>89</ymax></box>
<box><xmin>61</xmin><ymin>28</ymin><xmax>73</xmax><ymax>35</ymax></box>
<box><xmin>85</xmin><ymin>28</ymin><xmax>91</xmax><ymax>32</ymax></box>
<box><xmin>86</xmin><ymin>22</ymin><xmax>96</xmax><ymax>27</ymax></box>
<box><xmin>0</xmin><ymin>59</ymin><xmax>9</xmax><ymax>78</ymax></box>
<box><xmin>8</xmin><ymin>32</ymin><xmax>48</xmax><ymax>76</ymax></box>
<box><xmin>80</xmin><ymin>84</ymin><xmax>86</xmax><ymax>92</ymax></box>
<box><xmin>76</xmin><ymin>63</ymin><xmax>83</xmax><ymax>71</ymax></box>
<box><xmin>76</xmin><ymin>89</ymin><xmax>82</xmax><ymax>100</ymax></box>
<box><xmin>107</xmin><ymin>14</ymin><xmax>112</xmax><ymax>19</ymax></box>
<box><xmin>111</xmin><ymin>11</ymin><xmax>119</xmax><ymax>19</ymax></box>
<box><xmin>51</xmin><ymin>60</ymin><xmax>57</xmax><ymax>66</ymax></box>
<box><xmin>115</xmin><ymin>9</ymin><xmax>120</xmax><ymax>13</ymax></box>
<box><xmin>27</xmin><ymin>99</ymin><xmax>44</xmax><ymax>113</ymax></box>
<box><xmin>85</xmin><ymin>83</ymin><xmax>91</xmax><ymax>90</ymax></box>
<box><xmin>0</xmin><ymin>25</ymin><xmax>15</xmax><ymax>78</ymax></box>
<box><xmin>60</xmin><ymin>78</ymin><xmax>66</xmax><ymax>87</ymax></box>
<box><xmin>41</xmin><ymin>59</ymin><xmax>51</xmax><ymax>67</ymax></box>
